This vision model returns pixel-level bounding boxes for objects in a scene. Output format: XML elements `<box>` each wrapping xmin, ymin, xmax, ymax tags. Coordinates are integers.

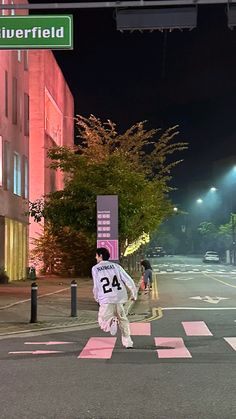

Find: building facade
<box><xmin>0</xmin><ymin>1</ymin><xmax>74</xmax><ymax>280</ymax></box>
<box><xmin>0</xmin><ymin>47</ymin><xmax>29</xmax><ymax>280</ymax></box>
<box><xmin>29</xmin><ymin>50</ymin><xmax>74</xmax><ymax>264</ymax></box>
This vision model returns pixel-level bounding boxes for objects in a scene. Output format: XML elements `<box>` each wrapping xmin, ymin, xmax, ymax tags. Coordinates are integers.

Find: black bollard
<box><xmin>30</xmin><ymin>281</ymin><xmax>38</xmax><ymax>323</ymax></box>
<box><xmin>71</xmin><ymin>279</ymin><xmax>77</xmax><ymax>317</ymax></box>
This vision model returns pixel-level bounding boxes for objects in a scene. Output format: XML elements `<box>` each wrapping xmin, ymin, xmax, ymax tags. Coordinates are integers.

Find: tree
<box><xmin>30</xmin><ymin>223</ymin><xmax>94</xmax><ymax>276</ymax></box>
<box><xmin>29</xmin><ymin>115</ymin><xmax>188</xmax><ymax>273</ymax></box>
<box><xmin>198</xmin><ymin>218</ymin><xmax>235</xmax><ymax>255</ymax></box>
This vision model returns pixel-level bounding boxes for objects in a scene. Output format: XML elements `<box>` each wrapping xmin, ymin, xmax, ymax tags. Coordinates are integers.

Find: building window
<box><xmin>13</xmin><ymin>152</ymin><xmax>21</xmax><ymax>196</ymax></box>
<box><xmin>17</xmin><ymin>50</ymin><xmax>21</xmax><ymax>62</ymax></box>
<box><xmin>19</xmin><ymin>98</ymin><xmax>22</xmax><ymax>132</ymax></box>
<box><xmin>11</xmin><ymin>0</ymin><xmax>15</xmax><ymax>15</ymax></box>
<box><xmin>24</xmin><ymin>51</ymin><xmax>28</xmax><ymax>71</ymax></box>
<box><xmin>1</xmin><ymin>0</ymin><xmax>7</xmax><ymax>16</ymax></box>
<box><xmin>24</xmin><ymin>93</ymin><xmax>29</xmax><ymax>136</ymax></box>
<box><xmin>22</xmin><ymin>156</ymin><xmax>28</xmax><ymax>199</ymax></box>
<box><xmin>0</xmin><ymin>136</ymin><xmax>2</xmax><ymax>187</ymax></box>
<box><xmin>4</xmin><ymin>141</ymin><xmax>11</xmax><ymax>191</ymax></box>
<box><xmin>12</xmin><ymin>77</ymin><xmax>17</xmax><ymax>124</ymax></box>
<box><xmin>5</xmin><ymin>71</ymin><xmax>8</xmax><ymax>117</ymax></box>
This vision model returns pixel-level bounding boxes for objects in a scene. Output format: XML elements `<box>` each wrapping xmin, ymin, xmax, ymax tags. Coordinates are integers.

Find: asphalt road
<box><xmin>1</xmin><ymin>256</ymin><xmax>236</xmax><ymax>419</ymax></box>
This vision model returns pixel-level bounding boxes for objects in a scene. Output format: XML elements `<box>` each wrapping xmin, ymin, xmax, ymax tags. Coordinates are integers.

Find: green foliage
<box><xmin>198</xmin><ymin>219</ymin><xmax>234</xmax><ymax>253</ymax></box>
<box><xmin>29</xmin><ymin>115</ymin><xmax>188</xmax><ymax>273</ymax></box>
<box><xmin>198</xmin><ymin>222</ymin><xmax>218</xmax><ymax>237</ymax></box>
<box><xmin>0</xmin><ymin>266</ymin><xmax>9</xmax><ymax>284</ymax></box>
<box><xmin>30</xmin><ymin>224</ymin><xmax>94</xmax><ymax>276</ymax></box>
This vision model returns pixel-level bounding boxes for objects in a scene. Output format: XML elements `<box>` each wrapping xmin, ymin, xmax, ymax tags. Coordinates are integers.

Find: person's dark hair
<box><xmin>96</xmin><ymin>247</ymin><xmax>110</xmax><ymax>261</ymax></box>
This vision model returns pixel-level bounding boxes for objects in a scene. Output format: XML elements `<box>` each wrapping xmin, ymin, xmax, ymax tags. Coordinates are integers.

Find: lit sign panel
<box><xmin>97</xmin><ymin>195</ymin><xmax>119</xmax><ymax>261</ymax></box>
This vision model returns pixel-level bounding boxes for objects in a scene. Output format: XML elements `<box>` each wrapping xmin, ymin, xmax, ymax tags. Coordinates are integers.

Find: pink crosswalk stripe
<box><xmin>182</xmin><ymin>321</ymin><xmax>213</xmax><ymax>336</ymax></box>
<box><xmin>155</xmin><ymin>337</ymin><xmax>192</xmax><ymax>358</ymax></box>
<box><xmin>224</xmin><ymin>338</ymin><xmax>236</xmax><ymax>351</ymax></box>
<box><xmin>78</xmin><ymin>337</ymin><xmax>116</xmax><ymax>359</ymax></box>
<box><xmin>130</xmin><ymin>322</ymin><xmax>151</xmax><ymax>335</ymax></box>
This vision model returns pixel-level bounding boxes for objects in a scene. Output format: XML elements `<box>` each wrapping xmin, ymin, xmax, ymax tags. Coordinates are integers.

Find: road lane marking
<box><xmin>162</xmin><ymin>307</ymin><xmax>236</xmax><ymax>310</ymax></box>
<box><xmin>203</xmin><ymin>272</ymin><xmax>236</xmax><ymax>288</ymax></box>
<box><xmin>151</xmin><ymin>274</ymin><xmax>159</xmax><ymax>301</ymax></box>
<box><xmin>182</xmin><ymin>321</ymin><xmax>213</xmax><ymax>336</ymax></box>
<box><xmin>130</xmin><ymin>322</ymin><xmax>151</xmax><ymax>335</ymax></box>
<box><xmin>78</xmin><ymin>337</ymin><xmax>116</xmax><ymax>359</ymax></box>
<box><xmin>143</xmin><ymin>307</ymin><xmax>163</xmax><ymax>322</ymax></box>
<box><xmin>155</xmin><ymin>337</ymin><xmax>192</xmax><ymax>358</ymax></box>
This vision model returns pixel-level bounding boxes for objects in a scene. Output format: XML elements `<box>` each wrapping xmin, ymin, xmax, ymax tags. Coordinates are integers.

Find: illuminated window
<box><xmin>12</xmin><ymin>77</ymin><xmax>17</xmax><ymax>124</ymax></box>
<box><xmin>24</xmin><ymin>93</ymin><xmax>29</xmax><ymax>136</ymax></box>
<box><xmin>13</xmin><ymin>152</ymin><xmax>21</xmax><ymax>196</ymax></box>
<box><xmin>4</xmin><ymin>141</ymin><xmax>11</xmax><ymax>191</ymax></box>
<box><xmin>0</xmin><ymin>136</ymin><xmax>2</xmax><ymax>187</ymax></box>
<box><xmin>23</xmin><ymin>156</ymin><xmax>28</xmax><ymax>198</ymax></box>
<box><xmin>5</xmin><ymin>71</ymin><xmax>8</xmax><ymax>117</ymax></box>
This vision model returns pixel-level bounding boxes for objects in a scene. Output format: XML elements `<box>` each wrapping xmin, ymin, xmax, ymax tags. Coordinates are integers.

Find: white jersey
<box><xmin>92</xmin><ymin>260</ymin><xmax>137</xmax><ymax>304</ymax></box>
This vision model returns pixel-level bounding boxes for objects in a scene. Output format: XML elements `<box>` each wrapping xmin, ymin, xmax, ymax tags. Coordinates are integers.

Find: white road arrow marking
<box><xmin>190</xmin><ymin>296</ymin><xmax>202</xmax><ymax>300</ymax></box>
<box><xmin>24</xmin><ymin>341</ymin><xmax>73</xmax><ymax>345</ymax></box>
<box><xmin>9</xmin><ymin>350</ymin><xmax>64</xmax><ymax>355</ymax></box>
<box><xmin>190</xmin><ymin>296</ymin><xmax>229</xmax><ymax>304</ymax></box>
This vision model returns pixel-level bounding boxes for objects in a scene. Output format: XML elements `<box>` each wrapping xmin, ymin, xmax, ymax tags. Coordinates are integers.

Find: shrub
<box><xmin>0</xmin><ymin>267</ymin><xmax>9</xmax><ymax>284</ymax></box>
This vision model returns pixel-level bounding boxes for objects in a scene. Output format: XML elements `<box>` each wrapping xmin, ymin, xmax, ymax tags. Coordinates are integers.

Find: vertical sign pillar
<box><xmin>97</xmin><ymin>195</ymin><xmax>119</xmax><ymax>262</ymax></box>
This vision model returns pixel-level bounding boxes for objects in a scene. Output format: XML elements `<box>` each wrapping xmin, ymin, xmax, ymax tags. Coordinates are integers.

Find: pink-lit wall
<box><xmin>29</xmin><ymin>50</ymin><xmax>74</xmax><ymax>245</ymax></box>
<box><xmin>0</xmin><ymin>0</ymin><xmax>29</xmax><ymax>218</ymax></box>
<box><xmin>0</xmin><ymin>0</ymin><xmax>29</xmax><ymax>278</ymax></box>
<box><xmin>0</xmin><ymin>49</ymin><xmax>29</xmax><ymax>222</ymax></box>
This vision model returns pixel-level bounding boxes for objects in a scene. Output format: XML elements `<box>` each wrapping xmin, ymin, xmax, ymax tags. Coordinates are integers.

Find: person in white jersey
<box><xmin>92</xmin><ymin>247</ymin><xmax>137</xmax><ymax>349</ymax></box>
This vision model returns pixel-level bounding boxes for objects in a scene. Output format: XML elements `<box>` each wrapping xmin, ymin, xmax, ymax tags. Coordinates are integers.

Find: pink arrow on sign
<box><xmin>24</xmin><ymin>342</ymin><xmax>74</xmax><ymax>345</ymax></box>
<box><xmin>97</xmin><ymin>240</ymin><xmax>119</xmax><ymax>260</ymax></box>
<box><xmin>9</xmin><ymin>350</ymin><xmax>64</xmax><ymax>355</ymax></box>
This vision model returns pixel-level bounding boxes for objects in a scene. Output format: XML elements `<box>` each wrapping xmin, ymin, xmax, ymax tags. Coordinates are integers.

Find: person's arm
<box><xmin>92</xmin><ymin>267</ymin><xmax>99</xmax><ymax>302</ymax></box>
<box><xmin>119</xmin><ymin>266</ymin><xmax>137</xmax><ymax>300</ymax></box>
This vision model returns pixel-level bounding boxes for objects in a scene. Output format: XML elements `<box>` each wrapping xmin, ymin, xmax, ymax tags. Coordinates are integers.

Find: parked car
<box><xmin>202</xmin><ymin>251</ymin><xmax>220</xmax><ymax>263</ymax></box>
<box><xmin>146</xmin><ymin>247</ymin><xmax>166</xmax><ymax>258</ymax></box>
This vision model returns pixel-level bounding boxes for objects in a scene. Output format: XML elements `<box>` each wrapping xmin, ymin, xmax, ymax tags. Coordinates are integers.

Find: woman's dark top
<box><xmin>141</xmin><ymin>260</ymin><xmax>152</xmax><ymax>270</ymax></box>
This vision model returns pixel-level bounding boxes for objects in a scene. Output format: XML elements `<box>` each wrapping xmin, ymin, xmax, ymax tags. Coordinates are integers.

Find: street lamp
<box><xmin>196</xmin><ymin>198</ymin><xmax>203</xmax><ymax>204</ymax></box>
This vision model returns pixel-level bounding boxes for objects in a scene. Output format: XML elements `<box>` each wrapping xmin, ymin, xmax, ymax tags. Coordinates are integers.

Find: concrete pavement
<box><xmin>0</xmin><ymin>275</ymin><xmax>146</xmax><ymax>337</ymax></box>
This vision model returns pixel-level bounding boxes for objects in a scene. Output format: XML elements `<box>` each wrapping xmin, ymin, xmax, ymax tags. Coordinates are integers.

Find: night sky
<box><xmin>30</xmin><ymin>2</ymin><xmax>236</xmax><ymax>202</ymax></box>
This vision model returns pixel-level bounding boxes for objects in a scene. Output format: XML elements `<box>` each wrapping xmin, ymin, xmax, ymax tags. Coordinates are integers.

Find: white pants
<box><xmin>98</xmin><ymin>303</ymin><xmax>131</xmax><ymax>337</ymax></box>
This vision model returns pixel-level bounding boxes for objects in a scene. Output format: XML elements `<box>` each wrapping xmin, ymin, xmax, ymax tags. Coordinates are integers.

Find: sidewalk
<box><xmin>0</xmin><ymin>276</ymin><xmax>145</xmax><ymax>337</ymax></box>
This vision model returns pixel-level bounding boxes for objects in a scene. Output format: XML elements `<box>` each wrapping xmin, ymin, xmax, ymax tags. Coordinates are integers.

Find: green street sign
<box><xmin>0</xmin><ymin>15</ymin><xmax>73</xmax><ymax>49</ymax></box>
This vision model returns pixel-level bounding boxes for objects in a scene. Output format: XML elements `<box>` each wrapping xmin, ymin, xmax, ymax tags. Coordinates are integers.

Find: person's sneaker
<box><xmin>109</xmin><ymin>318</ymin><xmax>118</xmax><ymax>336</ymax></box>
<box><xmin>122</xmin><ymin>336</ymin><xmax>133</xmax><ymax>348</ymax></box>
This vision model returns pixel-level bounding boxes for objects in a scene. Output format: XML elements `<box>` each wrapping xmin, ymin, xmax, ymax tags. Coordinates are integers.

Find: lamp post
<box><xmin>231</xmin><ymin>213</ymin><xmax>236</xmax><ymax>265</ymax></box>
